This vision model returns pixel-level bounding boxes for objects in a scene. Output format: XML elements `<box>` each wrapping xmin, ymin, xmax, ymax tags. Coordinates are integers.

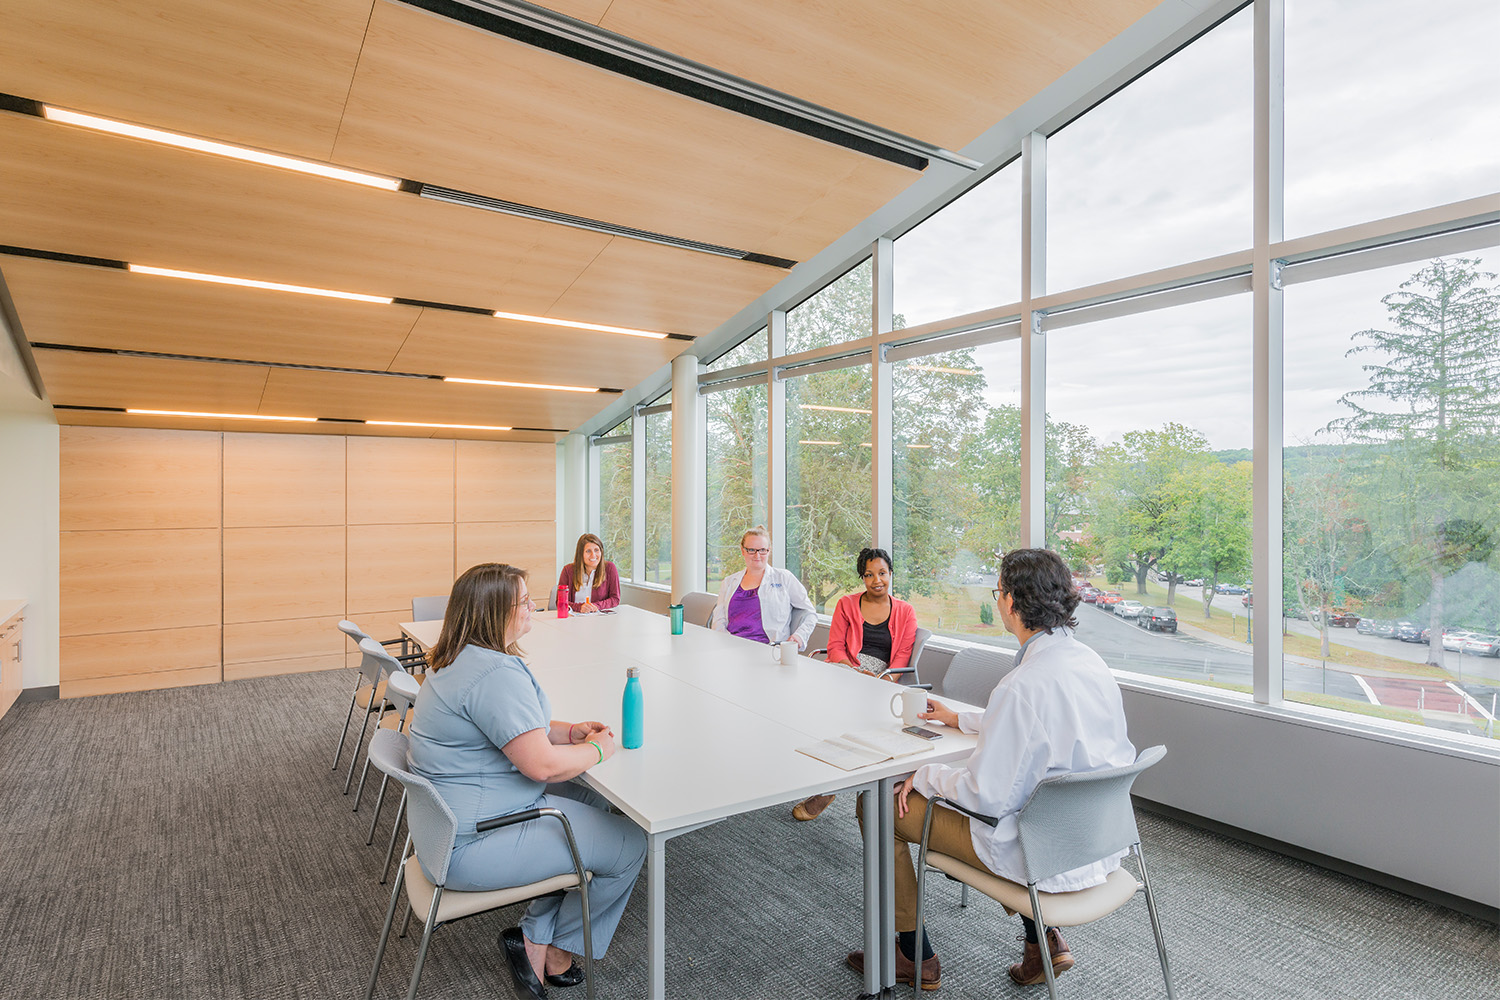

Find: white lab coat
<box><xmin>913</xmin><ymin>627</ymin><xmax>1136</xmax><ymax>892</ymax></box>
<box><xmin>712</xmin><ymin>566</ymin><xmax>817</xmax><ymax>648</ymax></box>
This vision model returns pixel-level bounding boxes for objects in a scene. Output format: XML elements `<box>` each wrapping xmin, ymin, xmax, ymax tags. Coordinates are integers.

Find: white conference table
<box><xmin>401</xmin><ymin>605</ymin><xmax>978</xmax><ymax>999</ymax></box>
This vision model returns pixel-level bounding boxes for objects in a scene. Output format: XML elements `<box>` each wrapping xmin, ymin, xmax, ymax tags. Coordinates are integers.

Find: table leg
<box><xmin>859</xmin><ymin>786</ymin><xmax>879</xmax><ymax>997</ymax></box>
<box><xmin>878</xmin><ymin>775</ymin><xmax>897</xmax><ymax>992</ymax></box>
<box><xmin>648</xmin><ymin>832</ymin><xmax>666</xmax><ymax>1000</ymax></box>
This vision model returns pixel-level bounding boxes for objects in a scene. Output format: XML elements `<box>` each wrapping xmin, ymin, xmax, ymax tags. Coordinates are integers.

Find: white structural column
<box><xmin>1252</xmin><ymin>0</ymin><xmax>1286</xmax><ymax>704</ymax></box>
<box><xmin>1020</xmin><ymin>132</ymin><xmax>1048</xmax><ymax>548</ymax></box>
<box><xmin>766</xmin><ymin>310</ymin><xmax>789</xmax><ymax>568</ymax></box>
<box><xmin>871</xmin><ymin>237</ymin><xmax>895</xmax><ymax>550</ymax></box>
<box><xmin>560</xmin><ymin>433</ymin><xmax>589</xmax><ymax>566</ymax></box>
<box><xmin>670</xmin><ymin>353</ymin><xmax>706</xmax><ymax>601</ymax></box>
<box><xmin>631</xmin><ymin>408</ymin><xmax>647</xmax><ymax>585</ymax></box>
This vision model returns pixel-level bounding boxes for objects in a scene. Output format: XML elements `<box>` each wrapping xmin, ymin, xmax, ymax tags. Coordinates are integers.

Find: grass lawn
<box><xmin>1090</xmin><ymin>578</ymin><xmax>1455</xmax><ymax>681</ymax></box>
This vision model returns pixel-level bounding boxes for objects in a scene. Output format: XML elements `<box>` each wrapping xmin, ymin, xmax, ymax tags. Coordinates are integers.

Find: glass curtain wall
<box><xmin>643</xmin><ymin>408</ymin><xmax>672</xmax><ymax>586</ymax></box>
<box><xmin>786</xmin><ymin>259</ymin><xmax>872</xmax><ymax>354</ymax></box>
<box><xmin>706</xmin><ymin>382</ymin><xmax>768</xmax><ymax>588</ymax></box>
<box><xmin>597</xmin><ymin>419</ymin><xmax>633</xmax><ymax>581</ymax></box>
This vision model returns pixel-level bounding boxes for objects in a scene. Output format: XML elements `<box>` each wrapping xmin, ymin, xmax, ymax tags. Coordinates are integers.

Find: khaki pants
<box><xmin>857</xmin><ymin>787</ymin><xmax>996</xmax><ymax>933</ymax></box>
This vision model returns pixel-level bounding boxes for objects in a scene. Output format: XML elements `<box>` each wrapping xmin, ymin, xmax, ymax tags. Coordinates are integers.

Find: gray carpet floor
<box><xmin>0</xmin><ymin>669</ymin><xmax>1495</xmax><ymax>1000</ymax></box>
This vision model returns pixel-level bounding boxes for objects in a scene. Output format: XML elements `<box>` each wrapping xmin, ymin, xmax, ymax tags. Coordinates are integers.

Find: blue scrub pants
<box><xmin>447</xmin><ymin>782</ymin><xmax>647</xmax><ymax>958</ymax></box>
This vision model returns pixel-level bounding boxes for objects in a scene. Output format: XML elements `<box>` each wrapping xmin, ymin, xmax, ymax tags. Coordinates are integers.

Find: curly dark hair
<box><xmin>998</xmin><ymin>549</ymin><xmax>1079</xmax><ymax>633</ymax></box>
<box><xmin>856</xmin><ymin>547</ymin><xmax>893</xmax><ymax>577</ymax></box>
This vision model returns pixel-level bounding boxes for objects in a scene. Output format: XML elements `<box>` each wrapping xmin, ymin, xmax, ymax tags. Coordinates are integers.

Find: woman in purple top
<box><xmin>711</xmin><ymin>526</ymin><xmax>816</xmax><ymax>650</ymax></box>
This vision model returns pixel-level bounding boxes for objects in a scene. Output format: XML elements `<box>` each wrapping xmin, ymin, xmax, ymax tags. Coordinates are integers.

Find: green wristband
<box><xmin>588</xmin><ymin>740</ymin><xmax>603</xmax><ymax>764</ymax></box>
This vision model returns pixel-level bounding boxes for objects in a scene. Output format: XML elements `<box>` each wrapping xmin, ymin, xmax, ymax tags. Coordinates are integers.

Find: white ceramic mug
<box><xmin>890</xmin><ymin>687</ymin><xmax>927</xmax><ymax>727</ymax></box>
<box><xmin>778</xmin><ymin>641</ymin><xmax>796</xmax><ymax>664</ymax></box>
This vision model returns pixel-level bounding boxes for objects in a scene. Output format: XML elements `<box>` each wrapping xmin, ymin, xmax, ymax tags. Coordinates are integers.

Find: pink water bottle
<box><xmin>557</xmin><ymin>584</ymin><xmax>569</xmax><ymax>618</ymax></box>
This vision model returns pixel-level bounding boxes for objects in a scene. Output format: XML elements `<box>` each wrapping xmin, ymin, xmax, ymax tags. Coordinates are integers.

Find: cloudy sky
<box><xmin>889</xmin><ymin>0</ymin><xmax>1499</xmax><ymax>452</ymax></box>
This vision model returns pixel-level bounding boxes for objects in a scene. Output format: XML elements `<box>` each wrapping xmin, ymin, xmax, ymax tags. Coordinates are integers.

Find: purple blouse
<box><xmin>726</xmin><ymin>585</ymin><xmax>771</xmax><ymax>644</ymax></box>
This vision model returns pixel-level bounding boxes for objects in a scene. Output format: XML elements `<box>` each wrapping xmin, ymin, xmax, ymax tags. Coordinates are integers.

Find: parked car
<box><xmin>1097</xmin><ymin>592</ymin><xmax>1122</xmax><ymax>609</ymax></box>
<box><xmin>1216</xmin><ymin>583</ymin><xmax>1246</xmax><ymax>595</ymax></box>
<box><xmin>1312</xmin><ymin>609</ymin><xmax>1360</xmax><ymax>628</ymax></box>
<box><xmin>1420</xmin><ymin>628</ymin><xmax>1431</xmax><ymax>644</ymax></box>
<box><xmin>1078</xmin><ymin>587</ymin><xmax>1101</xmax><ymax>604</ymax></box>
<box><xmin>1372</xmin><ymin>620</ymin><xmax>1398</xmax><ymax>639</ymax></box>
<box><xmin>1442</xmin><ymin>630</ymin><xmax>1477</xmax><ymax>651</ymax></box>
<box><xmin>1394</xmin><ymin>621</ymin><xmax>1423</xmax><ymax>642</ymax></box>
<box><xmin>1242</xmin><ymin>593</ymin><xmax>1253</xmax><ymax>607</ymax></box>
<box><xmin>1462</xmin><ymin>635</ymin><xmax>1500</xmax><ymax>657</ymax></box>
<box><xmin>1116</xmin><ymin>600</ymin><xmax>1146</xmax><ymax>619</ymax></box>
<box><xmin>1355</xmin><ymin>618</ymin><xmax>1375</xmax><ymax>635</ymax></box>
<box><xmin>1184</xmin><ymin>579</ymin><xmax>1204</xmax><ymax>587</ymax></box>
<box><xmin>1140</xmin><ymin>607</ymin><xmax>1178</xmax><ymax>632</ymax></box>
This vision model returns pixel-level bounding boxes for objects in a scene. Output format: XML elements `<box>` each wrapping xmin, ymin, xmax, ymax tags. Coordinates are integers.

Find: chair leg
<box><xmin>333</xmin><ymin>685</ymin><xmax>359</xmax><ymax>770</ymax></box>
<box><xmin>381</xmin><ymin>793</ymin><xmax>407</xmax><ymax>884</ymax></box>
<box><xmin>579</xmin><ymin>879</ymin><xmax>595</xmax><ymax>1000</ymax></box>
<box><xmin>365</xmin><ymin>836</ymin><xmax>409</xmax><ymax>1000</ymax></box>
<box><xmin>1029</xmin><ymin>887</ymin><xmax>1061</xmax><ymax>1000</ymax></box>
<box><xmin>960</xmin><ymin>883</ymin><xmax>969</xmax><ymax>908</ymax></box>
<box><xmin>353</xmin><ymin>698</ymin><xmax>390</xmax><ymax>810</ymax></box>
<box><xmin>366</xmin><ymin>773</ymin><xmax>391</xmax><ymax>845</ymax></box>
<box><xmin>1135</xmin><ymin>845</ymin><xmax>1177</xmax><ymax>999</ymax></box>
<box><xmin>405</xmin><ymin>887</ymin><xmax>443</xmax><ymax>1000</ymax></box>
<box><xmin>344</xmin><ymin>700</ymin><xmax>375</xmax><ymax>794</ymax></box>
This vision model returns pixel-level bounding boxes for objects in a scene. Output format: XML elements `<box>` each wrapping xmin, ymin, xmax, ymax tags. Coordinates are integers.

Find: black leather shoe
<box><xmin>544</xmin><ymin>960</ymin><xmax>585</xmax><ymax>988</ymax></box>
<box><xmin>499</xmin><ymin>927</ymin><xmax>548</xmax><ymax>999</ymax></box>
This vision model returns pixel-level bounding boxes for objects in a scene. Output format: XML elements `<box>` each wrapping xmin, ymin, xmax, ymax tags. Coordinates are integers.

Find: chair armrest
<box><xmin>476</xmin><ymin>807</ymin><xmax>590</xmax><ymax>886</ymax></box>
<box><xmin>476</xmin><ymin>808</ymin><xmax>544</xmax><ymax>832</ymax></box>
<box><xmin>929</xmin><ymin>795</ymin><xmax>999</xmax><ymax>829</ymax></box>
<box><xmin>878</xmin><ymin>666</ymin><xmax>915</xmax><ymax>680</ymax></box>
<box><xmin>810</xmin><ymin>648</ymin><xmax>828</xmax><ymax>660</ymax></box>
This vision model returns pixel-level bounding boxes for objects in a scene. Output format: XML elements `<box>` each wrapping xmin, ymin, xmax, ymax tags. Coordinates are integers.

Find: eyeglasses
<box><xmin>743</xmin><ymin>547</ymin><xmax>770</xmax><ymax>555</ymax></box>
<box><xmin>991</xmin><ymin>588</ymin><xmax>1002</xmax><ymax>602</ymax></box>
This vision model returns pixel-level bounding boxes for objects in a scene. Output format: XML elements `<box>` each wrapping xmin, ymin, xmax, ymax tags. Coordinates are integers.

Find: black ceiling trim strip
<box><xmin>399</xmin><ymin>0</ymin><xmax>928</xmax><ymax>171</ymax></box>
<box><xmin>0</xmin><ymin>92</ymin><xmax>43</xmax><ymax>117</ymax></box>
<box><xmin>741</xmin><ymin>252</ymin><xmax>798</xmax><ymax>269</ymax></box>
<box><xmin>54</xmin><ymin>404</ymin><xmax>127</xmax><ymax>413</ymax></box>
<box><xmin>315</xmin><ymin>416</ymin><xmax>365</xmax><ymax>423</ymax></box>
<box><xmin>391</xmin><ymin>297</ymin><xmax>495</xmax><ymax>315</ymax></box>
<box><xmin>31</xmin><ymin>342</ymin><xmax>443</xmax><ymax>380</ymax></box>
<box><xmin>0</xmin><ymin>245</ymin><xmax>128</xmax><ymax>270</ymax></box>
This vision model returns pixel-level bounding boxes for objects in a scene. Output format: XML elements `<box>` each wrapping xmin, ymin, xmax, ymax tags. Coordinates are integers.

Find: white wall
<box><xmin>0</xmin><ymin>327</ymin><xmax>60</xmax><ymax>691</ymax></box>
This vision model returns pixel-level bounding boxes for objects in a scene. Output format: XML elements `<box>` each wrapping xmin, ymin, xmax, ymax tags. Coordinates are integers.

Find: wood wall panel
<box><xmin>59</xmin><ymin>625</ymin><xmax>221</xmax><ymax>682</ymax></box>
<box><xmin>224</xmin><ymin>615</ymin><xmax>347</xmax><ymax>665</ymax></box>
<box><xmin>456</xmin><ymin>441</ymin><xmax>557</xmax><ymax>523</ymax></box>
<box><xmin>62</xmin><ymin>665</ymin><xmax>224</xmax><ymax>699</ymax></box>
<box><xmin>60</xmin><ymin>426</ymin><xmax>220</xmax><ymax>530</ymax></box>
<box><xmin>456</xmin><ymin>522</ymin><xmax>556</xmax><ymax>588</ymax></box>
<box><xmin>60</xmin><ymin>528</ymin><xmax>222</xmax><ymax>636</ymax></box>
<box><xmin>223</xmin><ymin>526</ymin><xmax>345</xmax><ymax>623</ymax></box>
<box><xmin>342</xmin><ymin>609</ymin><xmax>420</xmax><ymax>670</ymax></box>
<box><xmin>224</xmin><ymin>433</ymin><xmax>347</xmax><ymax>527</ymax></box>
<box><xmin>225</xmin><ymin>653</ymin><xmax>348</xmax><ymax>682</ymax></box>
<box><xmin>346</xmin><ymin>437</ymin><xmax>455</xmax><ymax>525</ymax></box>
<box><xmin>347</xmin><ymin>522</ymin><xmax>456</xmax><ymax>617</ymax></box>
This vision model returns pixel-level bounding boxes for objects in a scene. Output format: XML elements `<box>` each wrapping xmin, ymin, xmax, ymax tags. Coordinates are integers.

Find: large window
<box><xmin>1047</xmin><ymin>6</ymin><xmax>1252</xmax><ymax>292</ymax></box>
<box><xmin>785</xmin><ymin>365</ymin><xmax>871</xmax><ymax>609</ymax></box>
<box><xmin>706</xmin><ymin>381</ymin><xmax>767</xmax><ymax>588</ymax></box>
<box><xmin>1284</xmin><ymin>0</ymin><xmax>1500</xmax><ymax>238</ymax></box>
<box><xmin>785</xmin><ymin>259</ymin><xmax>871</xmax><ymax>354</ymax></box>
<box><xmin>709</xmin><ymin>328</ymin><xmax>767</xmax><ymax>371</ymax></box>
<box><xmin>894</xmin><ymin>160</ymin><xmax>1021</xmax><ymax>327</ymax></box>
<box><xmin>1283</xmin><ymin>249</ymin><xmax>1500</xmax><ymax>735</ymax></box>
<box><xmin>1045</xmin><ymin>294</ymin><xmax>1255</xmax><ymax>687</ymax></box>
<box><xmin>892</xmin><ymin>344</ymin><xmax>1021</xmax><ymax>640</ymax></box>
<box><xmin>643</xmin><ymin>406</ymin><xmax>672</xmax><ymax>586</ymax></box>
<box><xmin>597</xmin><ymin>419</ymin><xmax>632</xmax><ymax>581</ymax></box>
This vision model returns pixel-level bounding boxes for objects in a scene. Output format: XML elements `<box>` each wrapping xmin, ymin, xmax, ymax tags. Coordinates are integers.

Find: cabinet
<box><xmin>0</xmin><ymin>601</ymin><xmax>22</xmax><ymax>719</ymax></box>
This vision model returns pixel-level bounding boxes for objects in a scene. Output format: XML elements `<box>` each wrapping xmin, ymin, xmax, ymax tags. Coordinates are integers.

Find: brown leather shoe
<box><xmin>846</xmin><ymin>946</ymin><xmax>941</xmax><ymax>991</ymax></box>
<box><xmin>1007</xmin><ymin>929</ymin><xmax>1075</xmax><ymax>986</ymax></box>
<box><xmin>792</xmin><ymin>793</ymin><xmax>836</xmax><ymax>821</ymax></box>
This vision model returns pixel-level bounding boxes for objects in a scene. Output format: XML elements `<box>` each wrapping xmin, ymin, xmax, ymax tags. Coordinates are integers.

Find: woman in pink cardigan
<box><xmin>793</xmin><ymin>546</ymin><xmax>919</xmax><ymax>821</ymax></box>
<box><xmin>555</xmin><ymin>533</ymin><xmax>621</xmax><ymax>613</ymax></box>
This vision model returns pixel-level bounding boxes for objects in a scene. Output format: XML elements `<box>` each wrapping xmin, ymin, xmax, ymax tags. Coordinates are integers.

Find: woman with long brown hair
<box><xmin>555</xmin><ymin>533</ymin><xmax>621</xmax><ymax>613</ymax></box>
<box><xmin>408</xmin><ymin>563</ymin><xmax>646</xmax><ymax>999</ymax></box>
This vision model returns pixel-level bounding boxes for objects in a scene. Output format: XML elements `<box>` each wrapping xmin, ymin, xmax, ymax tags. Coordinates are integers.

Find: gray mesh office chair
<box><xmin>680</xmin><ymin>590</ymin><xmax>718</xmax><ymax>628</ymax></box>
<box><xmin>363</xmin><ymin>729</ymin><xmax>596</xmax><ymax>1000</ymax></box>
<box><xmin>360</xmin><ymin>654</ymin><xmax>421</xmax><ymax>846</ymax></box>
<box><xmin>913</xmin><ymin>745</ymin><xmax>1174</xmax><ymax>1000</ymax></box>
<box><xmin>353</xmin><ymin>640</ymin><xmax>420</xmax><ymax>813</ymax></box>
<box><xmin>334</xmin><ymin>620</ymin><xmax>425</xmax><ymax>773</ymax></box>
<box><xmin>939</xmin><ymin>645</ymin><xmax>1015</xmax><ymax>706</ymax></box>
<box><xmin>809</xmin><ymin>626</ymin><xmax>932</xmax><ymax>683</ymax></box>
<box><xmin>410</xmin><ymin>596</ymin><xmax>447</xmax><ymax>622</ymax></box>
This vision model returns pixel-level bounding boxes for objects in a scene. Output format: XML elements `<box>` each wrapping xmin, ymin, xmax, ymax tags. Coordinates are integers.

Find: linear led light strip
<box><xmin>799</xmin><ymin>440</ymin><xmax>931</xmax><ymax>448</ymax></box>
<box><xmin>42</xmin><ymin>107</ymin><xmax>401</xmax><ymax>190</ymax></box>
<box><xmin>127</xmin><ymin>263</ymin><xmax>669</xmax><ymax>339</ymax></box>
<box><xmin>799</xmin><ymin>403</ymin><xmax>872</xmax><ymax>414</ymax></box>
<box><xmin>125</xmin><ymin>410</ymin><xmax>514</xmax><ymax>432</ymax></box>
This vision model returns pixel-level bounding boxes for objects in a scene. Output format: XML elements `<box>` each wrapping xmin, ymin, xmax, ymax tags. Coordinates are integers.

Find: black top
<box><xmin>861</xmin><ymin>618</ymin><xmax>892</xmax><ymax>665</ymax></box>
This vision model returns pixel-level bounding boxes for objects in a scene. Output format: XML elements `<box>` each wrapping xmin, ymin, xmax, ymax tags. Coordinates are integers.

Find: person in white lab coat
<box><xmin>845</xmin><ymin>548</ymin><xmax>1135</xmax><ymax>991</ymax></box>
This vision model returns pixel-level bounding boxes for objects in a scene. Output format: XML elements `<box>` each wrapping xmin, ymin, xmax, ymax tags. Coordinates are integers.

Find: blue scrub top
<box><xmin>406</xmin><ymin>643</ymin><xmax>552</xmax><ymax>841</ymax></box>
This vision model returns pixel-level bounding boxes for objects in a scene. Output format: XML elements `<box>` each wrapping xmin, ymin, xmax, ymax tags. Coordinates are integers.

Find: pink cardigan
<box><xmin>826</xmin><ymin>592</ymin><xmax>918</xmax><ymax>673</ymax></box>
<box><xmin>555</xmin><ymin>560</ymin><xmax>621</xmax><ymax>611</ymax></box>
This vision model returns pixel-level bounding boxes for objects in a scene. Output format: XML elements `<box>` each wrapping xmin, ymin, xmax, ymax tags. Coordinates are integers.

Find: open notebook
<box><xmin>797</xmin><ymin>727</ymin><xmax>936</xmax><ymax>771</ymax></box>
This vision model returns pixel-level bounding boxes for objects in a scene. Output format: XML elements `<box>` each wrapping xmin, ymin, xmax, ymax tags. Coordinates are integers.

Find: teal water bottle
<box><xmin>622</xmin><ymin>666</ymin><xmax>644</xmax><ymax>749</ymax></box>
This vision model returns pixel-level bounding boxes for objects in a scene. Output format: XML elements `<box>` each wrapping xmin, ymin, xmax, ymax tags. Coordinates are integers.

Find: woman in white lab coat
<box><xmin>844</xmin><ymin>548</ymin><xmax>1135</xmax><ymax>991</ymax></box>
<box><xmin>711</xmin><ymin>526</ymin><xmax>817</xmax><ymax>651</ymax></box>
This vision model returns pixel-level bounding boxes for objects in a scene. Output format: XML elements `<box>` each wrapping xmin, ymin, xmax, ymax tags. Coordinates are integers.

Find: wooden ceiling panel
<box><xmin>0</xmin><ymin>0</ymin><xmax>373</xmax><ymax>159</ymax></box>
<box><xmin>35</xmin><ymin>351</ymin><xmax>274</xmax><ymax>413</ymax></box>
<box><xmin>0</xmin><ymin>113</ymin><xmax>611</xmax><ymax>314</ymax></box>
<box><xmin>533</xmin><ymin>0</ymin><xmax>614</xmax><ymax>23</ymax></box>
<box><xmin>52</xmin><ymin>407</ymin><xmax>562</xmax><ymax>442</ymax></box>
<box><xmin>549</xmin><ymin>239</ymin><xmax>788</xmax><ymax>336</ymax></box>
<box><xmin>596</xmin><ymin>0</ymin><xmax>1162</xmax><ymax>151</ymax></box>
<box><xmin>255</xmin><ymin>368</ymin><xmax>611</xmax><ymax>429</ymax></box>
<box><xmin>2</xmin><ymin>257</ymin><xmax>419</xmax><ymax>371</ymax></box>
<box><xmin>390</xmin><ymin>310</ymin><xmax>680</xmax><ymax>388</ymax></box>
<box><xmin>331</xmin><ymin>1</ymin><xmax>917</xmax><ymax>262</ymax></box>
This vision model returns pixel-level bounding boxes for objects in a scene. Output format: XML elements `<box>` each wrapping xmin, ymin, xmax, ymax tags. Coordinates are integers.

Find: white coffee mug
<box><xmin>890</xmin><ymin>687</ymin><xmax>927</xmax><ymax>727</ymax></box>
<box><xmin>778</xmin><ymin>641</ymin><xmax>796</xmax><ymax>664</ymax></box>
